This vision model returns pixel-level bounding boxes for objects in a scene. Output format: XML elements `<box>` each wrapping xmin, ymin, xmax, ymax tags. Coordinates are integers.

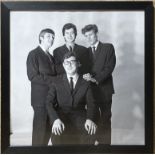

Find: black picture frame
<box><xmin>1</xmin><ymin>1</ymin><xmax>154</xmax><ymax>154</ymax></box>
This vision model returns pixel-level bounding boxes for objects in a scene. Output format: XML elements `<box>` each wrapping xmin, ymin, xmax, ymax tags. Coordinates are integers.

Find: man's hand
<box><xmin>84</xmin><ymin>119</ymin><xmax>97</xmax><ymax>135</ymax></box>
<box><xmin>52</xmin><ymin>119</ymin><xmax>65</xmax><ymax>135</ymax></box>
<box><xmin>83</xmin><ymin>73</ymin><xmax>98</xmax><ymax>84</ymax></box>
<box><xmin>83</xmin><ymin>73</ymin><xmax>92</xmax><ymax>81</ymax></box>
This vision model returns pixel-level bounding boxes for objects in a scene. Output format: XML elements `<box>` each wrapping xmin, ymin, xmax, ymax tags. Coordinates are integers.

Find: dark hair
<box><xmin>62</xmin><ymin>23</ymin><xmax>77</xmax><ymax>37</ymax></box>
<box><xmin>63</xmin><ymin>52</ymin><xmax>77</xmax><ymax>62</ymax></box>
<box><xmin>82</xmin><ymin>24</ymin><xmax>98</xmax><ymax>34</ymax></box>
<box><xmin>39</xmin><ymin>28</ymin><xmax>55</xmax><ymax>44</ymax></box>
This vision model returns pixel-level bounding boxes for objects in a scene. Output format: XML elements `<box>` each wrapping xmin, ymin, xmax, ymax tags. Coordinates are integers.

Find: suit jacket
<box><xmin>53</xmin><ymin>44</ymin><xmax>91</xmax><ymax>75</ymax></box>
<box><xmin>27</xmin><ymin>46</ymin><xmax>56</xmax><ymax>107</ymax></box>
<box><xmin>46</xmin><ymin>75</ymin><xmax>97</xmax><ymax>126</ymax></box>
<box><xmin>89</xmin><ymin>42</ymin><xmax>116</xmax><ymax>95</ymax></box>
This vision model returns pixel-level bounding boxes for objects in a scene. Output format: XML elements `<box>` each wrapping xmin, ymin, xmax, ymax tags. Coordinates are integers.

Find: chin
<box><xmin>67</xmin><ymin>70</ymin><xmax>76</xmax><ymax>75</ymax></box>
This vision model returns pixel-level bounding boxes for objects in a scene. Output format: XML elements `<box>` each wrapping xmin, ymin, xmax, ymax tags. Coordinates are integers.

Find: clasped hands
<box><xmin>83</xmin><ymin>73</ymin><xmax>98</xmax><ymax>84</ymax></box>
<box><xmin>52</xmin><ymin>118</ymin><xmax>97</xmax><ymax>135</ymax></box>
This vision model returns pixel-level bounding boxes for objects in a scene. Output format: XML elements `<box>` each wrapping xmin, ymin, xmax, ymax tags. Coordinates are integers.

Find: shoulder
<box><xmin>53</xmin><ymin>75</ymin><xmax>64</xmax><ymax>84</ymax></box>
<box><xmin>49</xmin><ymin>76</ymin><xmax>62</xmax><ymax>89</ymax></box>
<box><xmin>75</xmin><ymin>44</ymin><xmax>87</xmax><ymax>50</ymax></box>
<box><xmin>27</xmin><ymin>47</ymin><xmax>40</xmax><ymax>59</ymax></box>
<box><xmin>28</xmin><ymin>46</ymin><xmax>42</xmax><ymax>56</ymax></box>
<box><xmin>54</xmin><ymin>45</ymin><xmax>65</xmax><ymax>52</ymax></box>
<box><xmin>100</xmin><ymin>42</ymin><xmax>114</xmax><ymax>48</ymax></box>
<box><xmin>99</xmin><ymin>42</ymin><xmax>115</xmax><ymax>52</ymax></box>
<box><xmin>53</xmin><ymin>45</ymin><xmax>66</xmax><ymax>57</ymax></box>
<box><xmin>81</xmin><ymin>76</ymin><xmax>91</xmax><ymax>86</ymax></box>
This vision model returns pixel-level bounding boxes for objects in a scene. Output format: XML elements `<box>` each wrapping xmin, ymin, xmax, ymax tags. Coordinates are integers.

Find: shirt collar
<box><xmin>66</xmin><ymin>43</ymin><xmax>75</xmax><ymax>51</ymax></box>
<box><xmin>39</xmin><ymin>44</ymin><xmax>48</xmax><ymax>53</ymax></box>
<box><xmin>91</xmin><ymin>41</ymin><xmax>99</xmax><ymax>49</ymax></box>
<box><xmin>67</xmin><ymin>73</ymin><xmax>79</xmax><ymax>83</ymax></box>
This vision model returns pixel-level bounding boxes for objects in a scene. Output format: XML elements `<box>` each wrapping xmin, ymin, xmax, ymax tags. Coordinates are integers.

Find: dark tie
<box><xmin>69</xmin><ymin>77</ymin><xmax>74</xmax><ymax>94</ymax></box>
<box><xmin>46</xmin><ymin>52</ymin><xmax>53</xmax><ymax>62</ymax></box>
<box><xmin>92</xmin><ymin>46</ymin><xmax>96</xmax><ymax>60</ymax></box>
<box><xmin>69</xmin><ymin>46</ymin><xmax>73</xmax><ymax>52</ymax></box>
<box><xmin>46</xmin><ymin>52</ymin><xmax>56</xmax><ymax>73</ymax></box>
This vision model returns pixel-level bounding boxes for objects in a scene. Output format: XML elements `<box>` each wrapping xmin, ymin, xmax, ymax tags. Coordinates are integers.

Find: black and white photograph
<box><xmin>1</xmin><ymin>1</ymin><xmax>154</xmax><ymax>154</ymax></box>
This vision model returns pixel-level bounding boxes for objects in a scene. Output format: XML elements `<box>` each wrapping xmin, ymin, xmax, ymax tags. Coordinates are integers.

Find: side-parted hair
<box><xmin>82</xmin><ymin>24</ymin><xmax>98</xmax><ymax>34</ymax></box>
<box><xmin>62</xmin><ymin>23</ymin><xmax>77</xmax><ymax>37</ymax></box>
<box><xmin>39</xmin><ymin>28</ymin><xmax>55</xmax><ymax>44</ymax></box>
<box><xmin>63</xmin><ymin>52</ymin><xmax>78</xmax><ymax>63</ymax></box>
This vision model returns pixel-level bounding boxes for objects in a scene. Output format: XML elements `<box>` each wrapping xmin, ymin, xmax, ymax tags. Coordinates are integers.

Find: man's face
<box><xmin>64</xmin><ymin>28</ymin><xmax>76</xmax><ymax>43</ymax></box>
<box><xmin>84</xmin><ymin>30</ymin><xmax>98</xmax><ymax>46</ymax></box>
<box><xmin>63</xmin><ymin>56</ymin><xmax>78</xmax><ymax>75</ymax></box>
<box><xmin>40</xmin><ymin>32</ymin><xmax>55</xmax><ymax>48</ymax></box>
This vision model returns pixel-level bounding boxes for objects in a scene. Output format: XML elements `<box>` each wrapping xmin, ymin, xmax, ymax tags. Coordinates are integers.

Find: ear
<box><xmin>62</xmin><ymin>62</ymin><xmax>65</xmax><ymax>68</ymax></box>
<box><xmin>40</xmin><ymin>36</ymin><xmax>44</xmax><ymax>42</ymax></box>
<box><xmin>78</xmin><ymin>61</ymin><xmax>81</xmax><ymax>67</ymax></box>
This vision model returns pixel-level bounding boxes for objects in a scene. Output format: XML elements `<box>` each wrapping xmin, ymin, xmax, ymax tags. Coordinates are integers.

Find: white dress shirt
<box><xmin>91</xmin><ymin>41</ymin><xmax>99</xmax><ymax>51</ymax></box>
<box><xmin>67</xmin><ymin>74</ymin><xmax>79</xmax><ymax>89</ymax></box>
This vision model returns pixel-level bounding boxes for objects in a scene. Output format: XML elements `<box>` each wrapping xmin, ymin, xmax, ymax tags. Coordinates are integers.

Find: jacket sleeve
<box><xmin>26</xmin><ymin>52</ymin><xmax>55</xmax><ymax>85</ymax></box>
<box><xmin>94</xmin><ymin>44</ymin><xmax>116</xmax><ymax>84</ymax></box>
<box><xmin>46</xmin><ymin>83</ymin><xmax>59</xmax><ymax>125</ymax></box>
<box><xmin>86</xmin><ymin>84</ymin><xmax>98</xmax><ymax>122</ymax></box>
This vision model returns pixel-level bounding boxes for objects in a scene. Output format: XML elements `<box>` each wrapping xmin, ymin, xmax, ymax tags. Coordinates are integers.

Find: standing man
<box><xmin>82</xmin><ymin>24</ymin><xmax>116</xmax><ymax>144</ymax></box>
<box><xmin>54</xmin><ymin>23</ymin><xmax>91</xmax><ymax>75</ymax></box>
<box><xmin>46</xmin><ymin>52</ymin><xmax>97</xmax><ymax>145</ymax></box>
<box><xmin>27</xmin><ymin>28</ymin><xmax>56</xmax><ymax>146</ymax></box>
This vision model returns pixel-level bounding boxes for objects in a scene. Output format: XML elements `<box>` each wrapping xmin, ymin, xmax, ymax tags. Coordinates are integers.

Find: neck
<box><xmin>67</xmin><ymin>72</ymin><xmax>78</xmax><ymax>77</ymax></box>
<box><xmin>66</xmin><ymin>42</ymin><xmax>75</xmax><ymax>47</ymax></box>
<box><xmin>91</xmin><ymin>40</ymin><xmax>98</xmax><ymax>46</ymax></box>
<box><xmin>40</xmin><ymin>44</ymin><xmax>49</xmax><ymax>52</ymax></box>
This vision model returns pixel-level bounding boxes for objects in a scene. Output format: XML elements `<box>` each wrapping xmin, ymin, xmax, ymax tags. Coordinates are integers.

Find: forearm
<box><xmin>29</xmin><ymin>73</ymin><xmax>56</xmax><ymax>85</ymax></box>
<box><xmin>46</xmin><ymin>85</ymin><xmax>59</xmax><ymax>124</ymax></box>
<box><xmin>86</xmin><ymin>86</ymin><xmax>98</xmax><ymax>122</ymax></box>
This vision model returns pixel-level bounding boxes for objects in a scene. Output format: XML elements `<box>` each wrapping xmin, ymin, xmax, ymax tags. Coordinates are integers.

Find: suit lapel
<box><xmin>42</xmin><ymin>47</ymin><xmax>56</xmax><ymax>72</ymax></box>
<box><xmin>64</xmin><ymin>44</ymin><xmax>69</xmax><ymax>52</ymax></box>
<box><xmin>63</xmin><ymin>74</ymin><xmax>72</xmax><ymax>95</ymax></box>
<box><xmin>94</xmin><ymin>42</ymin><xmax>102</xmax><ymax>60</ymax></box>
<box><xmin>73</xmin><ymin>44</ymin><xmax>78</xmax><ymax>53</ymax></box>
<box><xmin>73</xmin><ymin>76</ymin><xmax>83</xmax><ymax>95</ymax></box>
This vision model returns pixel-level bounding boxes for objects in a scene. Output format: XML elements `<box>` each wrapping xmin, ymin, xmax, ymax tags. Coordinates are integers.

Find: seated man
<box><xmin>46</xmin><ymin>52</ymin><xmax>98</xmax><ymax>145</ymax></box>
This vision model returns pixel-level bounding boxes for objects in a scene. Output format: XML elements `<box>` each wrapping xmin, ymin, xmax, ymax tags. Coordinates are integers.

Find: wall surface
<box><xmin>10</xmin><ymin>11</ymin><xmax>145</xmax><ymax>146</ymax></box>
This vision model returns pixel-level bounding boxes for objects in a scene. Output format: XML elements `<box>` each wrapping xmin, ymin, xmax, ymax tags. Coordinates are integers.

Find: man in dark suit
<box><xmin>54</xmin><ymin>23</ymin><xmax>91</xmax><ymax>75</ymax></box>
<box><xmin>82</xmin><ymin>24</ymin><xmax>116</xmax><ymax>144</ymax></box>
<box><xmin>26</xmin><ymin>28</ymin><xmax>56</xmax><ymax>146</ymax></box>
<box><xmin>46</xmin><ymin>52</ymin><xmax>97</xmax><ymax>145</ymax></box>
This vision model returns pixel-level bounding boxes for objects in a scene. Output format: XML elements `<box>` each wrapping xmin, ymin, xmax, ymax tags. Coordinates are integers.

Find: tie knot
<box><xmin>92</xmin><ymin>46</ymin><xmax>95</xmax><ymax>51</ymax></box>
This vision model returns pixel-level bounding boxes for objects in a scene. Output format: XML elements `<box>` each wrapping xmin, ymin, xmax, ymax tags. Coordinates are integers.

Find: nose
<box><xmin>68</xmin><ymin>34</ymin><xmax>72</xmax><ymax>37</ymax></box>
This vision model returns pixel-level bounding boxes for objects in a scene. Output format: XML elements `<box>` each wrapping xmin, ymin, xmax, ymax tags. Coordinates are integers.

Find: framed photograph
<box><xmin>1</xmin><ymin>1</ymin><xmax>154</xmax><ymax>153</ymax></box>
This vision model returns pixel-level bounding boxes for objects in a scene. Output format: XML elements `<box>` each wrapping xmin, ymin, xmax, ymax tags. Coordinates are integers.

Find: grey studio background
<box><xmin>10</xmin><ymin>11</ymin><xmax>144</xmax><ymax>145</ymax></box>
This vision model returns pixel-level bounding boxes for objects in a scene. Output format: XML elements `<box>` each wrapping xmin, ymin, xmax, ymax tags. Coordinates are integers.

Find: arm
<box><xmin>85</xmin><ymin>84</ymin><xmax>98</xmax><ymax>134</ymax></box>
<box><xmin>46</xmin><ymin>83</ymin><xmax>65</xmax><ymax>135</ymax></box>
<box><xmin>93</xmin><ymin>44</ymin><xmax>116</xmax><ymax>84</ymax></box>
<box><xmin>26</xmin><ymin>52</ymin><xmax>55</xmax><ymax>85</ymax></box>
<box><xmin>46</xmin><ymin>83</ymin><xmax>60</xmax><ymax>124</ymax></box>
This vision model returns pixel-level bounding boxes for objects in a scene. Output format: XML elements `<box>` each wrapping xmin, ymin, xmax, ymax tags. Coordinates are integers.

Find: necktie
<box><xmin>92</xmin><ymin>46</ymin><xmax>96</xmax><ymax>60</ymax></box>
<box><xmin>46</xmin><ymin>52</ymin><xmax>53</xmax><ymax>62</ymax></box>
<box><xmin>69</xmin><ymin>46</ymin><xmax>73</xmax><ymax>52</ymax></box>
<box><xmin>70</xmin><ymin>77</ymin><xmax>74</xmax><ymax>94</ymax></box>
<box><xmin>46</xmin><ymin>52</ymin><xmax>56</xmax><ymax>73</ymax></box>
<box><xmin>92</xmin><ymin>46</ymin><xmax>95</xmax><ymax>55</ymax></box>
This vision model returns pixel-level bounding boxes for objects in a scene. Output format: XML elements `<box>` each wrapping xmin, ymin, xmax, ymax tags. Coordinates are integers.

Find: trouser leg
<box><xmin>32</xmin><ymin>106</ymin><xmax>51</xmax><ymax>146</ymax></box>
<box><xmin>96</xmin><ymin>94</ymin><xmax>112</xmax><ymax>144</ymax></box>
